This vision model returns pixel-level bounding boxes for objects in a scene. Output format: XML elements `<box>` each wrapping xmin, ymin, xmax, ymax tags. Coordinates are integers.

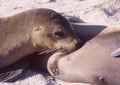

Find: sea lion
<box><xmin>47</xmin><ymin>27</ymin><xmax>120</xmax><ymax>85</ymax></box>
<box><xmin>0</xmin><ymin>8</ymin><xmax>82</xmax><ymax>81</ymax></box>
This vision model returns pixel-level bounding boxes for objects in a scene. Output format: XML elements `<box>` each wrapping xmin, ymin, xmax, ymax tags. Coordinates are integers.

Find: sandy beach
<box><xmin>0</xmin><ymin>0</ymin><xmax>120</xmax><ymax>85</ymax></box>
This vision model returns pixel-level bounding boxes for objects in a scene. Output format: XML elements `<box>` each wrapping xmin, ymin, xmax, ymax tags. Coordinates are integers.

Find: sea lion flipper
<box><xmin>0</xmin><ymin>57</ymin><xmax>30</xmax><ymax>82</ymax></box>
<box><xmin>111</xmin><ymin>48</ymin><xmax>120</xmax><ymax>57</ymax></box>
<box><xmin>0</xmin><ymin>68</ymin><xmax>26</xmax><ymax>82</ymax></box>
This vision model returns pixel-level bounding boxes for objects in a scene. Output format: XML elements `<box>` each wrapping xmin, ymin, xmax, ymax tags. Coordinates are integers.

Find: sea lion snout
<box><xmin>52</xmin><ymin>36</ymin><xmax>83</xmax><ymax>54</ymax></box>
<box><xmin>62</xmin><ymin>38</ymin><xmax>83</xmax><ymax>54</ymax></box>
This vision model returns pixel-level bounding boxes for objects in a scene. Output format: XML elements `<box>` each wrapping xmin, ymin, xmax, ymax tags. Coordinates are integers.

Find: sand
<box><xmin>0</xmin><ymin>0</ymin><xmax>120</xmax><ymax>85</ymax></box>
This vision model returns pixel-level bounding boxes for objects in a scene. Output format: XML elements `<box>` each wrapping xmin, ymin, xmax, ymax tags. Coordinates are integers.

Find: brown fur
<box><xmin>0</xmin><ymin>8</ymin><xmax>82</xmax><ymax>69</ymax></box>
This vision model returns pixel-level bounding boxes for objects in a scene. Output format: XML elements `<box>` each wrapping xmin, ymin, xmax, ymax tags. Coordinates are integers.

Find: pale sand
<box><xmin>0</xmin><ymin>0</ymin><xmax>120</xmax><ymax>85</ymax></box>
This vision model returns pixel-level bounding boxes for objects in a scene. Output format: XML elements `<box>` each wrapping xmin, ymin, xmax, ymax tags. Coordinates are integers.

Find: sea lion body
<box><xmin>0</xmin><ymin>9</ymin><xmax>82</xmax><ymax>69</ymax></box>
<box><xmin>47</xmin><ymin>28</ymin><xmax>120</xmax><ymax>85</ymax></box>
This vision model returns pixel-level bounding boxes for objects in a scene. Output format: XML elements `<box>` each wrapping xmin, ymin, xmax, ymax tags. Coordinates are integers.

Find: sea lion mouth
<box><xmin>57</xmin><ymin>48</ymin><xmax>72</xmax><ymax>55</ymax></box>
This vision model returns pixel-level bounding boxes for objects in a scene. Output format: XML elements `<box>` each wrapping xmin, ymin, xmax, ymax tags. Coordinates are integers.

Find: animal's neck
<box><xmin>96</xmin><ymin>28</ymin><xmax>120</xmax><ymax>41</ymax></box>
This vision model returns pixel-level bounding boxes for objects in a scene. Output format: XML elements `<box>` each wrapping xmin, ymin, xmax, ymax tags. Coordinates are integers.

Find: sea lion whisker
<box><xmin>39</xmin><ymin>48</ymin><xmax>48</xmax><ymax>52</ymax></box>
<box><xmin>38</xmin><ymin>49</ymin><xmax>58</xmax><ymax>54</ymax></box>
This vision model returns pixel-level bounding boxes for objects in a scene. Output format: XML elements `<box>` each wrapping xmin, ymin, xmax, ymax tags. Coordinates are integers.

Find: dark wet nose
<box><xmin>76</xmin><ymin>39</ymin><xmax>83</xmax><ymax>50</ymax></box>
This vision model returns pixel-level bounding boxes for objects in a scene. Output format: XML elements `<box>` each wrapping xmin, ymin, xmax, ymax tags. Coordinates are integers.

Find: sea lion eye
<box><xmin>54</xmin><ymin>31</ymin><xmax>65</xmax><ymax>39</ymax></box>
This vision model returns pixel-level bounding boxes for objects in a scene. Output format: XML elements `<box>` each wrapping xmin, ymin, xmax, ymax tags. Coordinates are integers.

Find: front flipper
<box><xmin>0</xmin><ymin>57</ymin><xmax>30</xmax><ymax>82</ymax></box>
<box><xmin>111</xmin><ymin>48</ymin><xmax>120</xmax><ymax>57</ymax></box>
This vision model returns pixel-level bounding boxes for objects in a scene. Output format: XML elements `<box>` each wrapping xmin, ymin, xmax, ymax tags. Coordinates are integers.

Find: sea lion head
<box><xmin>31</xmin><ymin>9</ymin><xmax>83</xmax><ymax>54</ymax></box>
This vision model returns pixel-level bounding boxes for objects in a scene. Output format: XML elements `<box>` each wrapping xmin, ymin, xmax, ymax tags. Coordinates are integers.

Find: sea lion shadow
<box><xmin>65</xmin><ymin>15</ymin><xmax>107</xmax><ymax>42</ymax></box>
<box><xmin>72</xmin><ymin>23</ymin><xmax>107</xmax><ymax>42</ymax></box>
<box><xmin>17</xmin><ymin>53</ymin><xmax>56</xmax><ymax>85</ymax></box>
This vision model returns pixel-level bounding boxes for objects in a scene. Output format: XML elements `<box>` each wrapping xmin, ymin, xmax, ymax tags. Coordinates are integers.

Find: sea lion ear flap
<box><xmin>111</xmin><ymin>48</ymin><xmax>120</xmax><ymax>57</ymax></box>
<box><xmin>31</xmin><ymin>26</ymin><xmax>43</xmax><ymax>47</ymax></box>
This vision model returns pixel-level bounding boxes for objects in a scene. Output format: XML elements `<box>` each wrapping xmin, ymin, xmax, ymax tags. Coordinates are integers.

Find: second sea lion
<box><xmin>47</xmin><ymin>27</ymin><xmax>120</xmax><ymax>85</ymax></box>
